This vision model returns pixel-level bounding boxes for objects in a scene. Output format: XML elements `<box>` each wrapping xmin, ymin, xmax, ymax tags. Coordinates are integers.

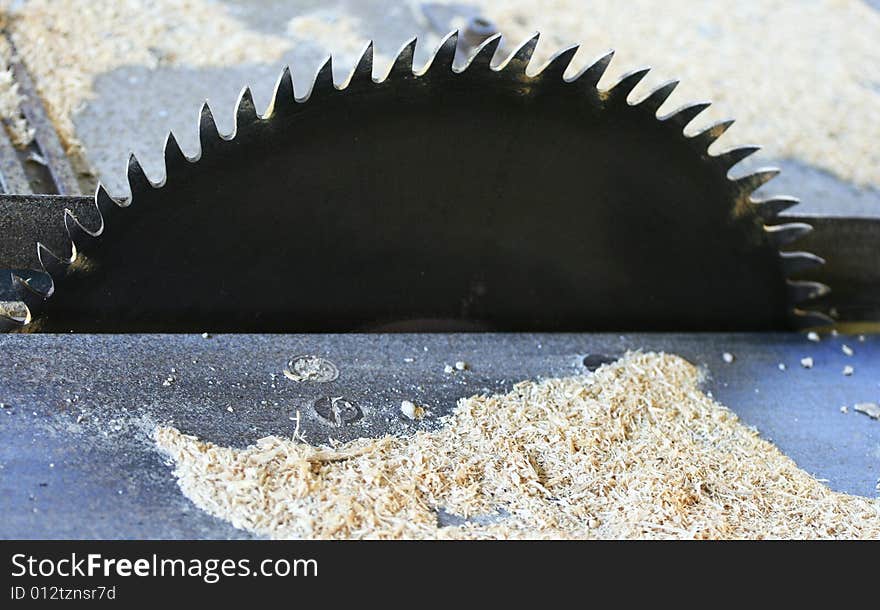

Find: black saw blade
<box><xmin>2</xmin><ymin>33</ymin><xmax>828</xmax><ymax>332</ymax></box>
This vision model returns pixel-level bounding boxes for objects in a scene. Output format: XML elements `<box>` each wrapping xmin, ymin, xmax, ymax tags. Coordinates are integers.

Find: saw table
<box><xmin>0</xmin><ymin>333</ymin><xmax>878</xmax><ymax>539</ymax></box>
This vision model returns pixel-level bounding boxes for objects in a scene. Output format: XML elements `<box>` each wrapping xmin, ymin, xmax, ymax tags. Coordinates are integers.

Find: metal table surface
<box><xmin>0</xmin><ymin>333</ymin><xmax>878</xmax><ymax>539</ymax></box>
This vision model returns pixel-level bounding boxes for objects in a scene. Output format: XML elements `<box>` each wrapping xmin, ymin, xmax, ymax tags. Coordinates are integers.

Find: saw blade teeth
<box><xmin>536</xmin><ymin>45</ymin><xmax>579</xmax><ymax>80</ymax></box>
<box><xmin>163</xmin><ymin>131</ymin><xmax>189</xmax><ymax>183</ymax></box>
<box><xmin>714</xmin><ymin>145</ymin><xmax>760</xmax><ymax>170</ymax></box>
<box><xmin>764</xmin><ymin>221</ymin><xmax>812</xmax><ymax>247</ymax></box>
<box><xmin>463</xmin><ymin>33</ymin><xmax>502</xmax><ymax>71</ymax></box>
<box><xmin>127</xmin><ymin>153</ymin><xmax>154</xmax><ymax>195</ymax></box>
<box><xmin>387</xmin><ymin>37</ymin><xmax>417</xmax><ymax>80</ymax></box>
<box><xmin>0</xmin><ymin>277</ymin><xmax>36</xmax><ymax>326</ymax></box>
<box><xmin>268</xmin><ymin>66</ymin><xmax>295</xmax><ymax>116</ymax></box>
<box><xmin>17</xmin><ymin>37</ymin><xmax>827</xmax><ymax>334</ymax></box>
<box><xmin>348</xmin><ymin>41</ymin><xmax>374</xmax><ymax>84</ymax></box>
<box><xmin>235</xmin><ymin>86</ymin><xmax>259</xmax><ymax>132</ymax></box>
<box><xmin>787</xmin><ymin>280</ymin><xmax>830</xmax><ymax>304</ymax></box>
<box><xmin>689</xmin><ymin>119</ymin><xmax>735</xmax><ymax>151</ymax></box>
<box><xmin>92</xmin><ymin>185</ymin><xmax>114</xmax><ymax>237</ymax></box>
<box><xmin>0</xmin><ymin>310</ymin><xmax>23</xmax><ymax>330</ymax></box>
<box><xmin>430</xmin><ymin>30</ymin><xmax>459</xmax><ymax>73</ymax></box>
<box><xmin>571</xmin><ymin>50</ymin><xmax>614</xmax><ymax>90</ymax></box>
<box><xmin>36</xmin><ymin>242</ymin><xmax>68</xmax><ymax>277</ymax></box>
<box><xmin>95</xmin><ymin>183</ymin><xmax>123</xmax><ymax>233</ymax></box>
<box><xmin>198</xmin><ymin>102</ymin><xmax>223</xmax><ymax>154</ymax></box>
<box><xmin>501</xmin><ymin>32</ymin><xmax>539</xmax><ymax>73</ymax></box>
<box><xmin>309</xmin><ymin>57</ymin><xmax>336</xmax><ymax>98</ymax></box>
<box><xmin>422</xmin><ymin>31</ymin><xmax>457</xmax><ymax>74</ymax></box>
<box><xmin>791</xmin><ymin>308</ymin><xmax>835</xmax><ymax>328</ymax></box>
<box><xmin>733</xmin><ymin>167</ymin><xmax>779</xmax><ymax>194</ymax></box>
<box><xmin>752</xmin><ymin>195</ymin><xmax>799</xmax><ymax>220</ymax></box>
<box><xmin>663</xmin><ymin>101</ymin><xmax>711</xmax><ymax>130</ymax></box>
<box><xmin>780</xmin><ymin>251</ymin><xmax>825</xmax><ymax>275</ymax></box>
<box><xmin>638</xmin><ymin>80</ymin><xmax>679</xmax><ymax>115</ymax></box>
<box><xmin>63</xmin><ymin>208</ymin><xmax>98</xmax><ymax>251</ymax></box>
<box><xmin>10</xmin><ymin>272</ymin><xmax>45</xmax><ymax>309</ymax></box>
<box><xmin>606</xmin><ymin>67</ymin><xmax>651</xmax><ymax>103</ymax></box>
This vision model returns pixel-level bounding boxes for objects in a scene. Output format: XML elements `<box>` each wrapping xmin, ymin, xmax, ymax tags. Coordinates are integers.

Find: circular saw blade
<box><xmin>7</xmin><ymin>32</ymin><xmax>828</xmax><ymax>332</ymax></box>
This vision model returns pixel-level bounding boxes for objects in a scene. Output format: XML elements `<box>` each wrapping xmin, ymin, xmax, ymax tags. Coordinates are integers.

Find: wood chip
<box><xmin>0</xmin><ymin>34</ymin><xmax>34</xmax><ymax>147</ymax></box>
<box><xmin>400</xmin><ymin>400</ymin><xmax>425</xmax><ymax>421</ymax></box>
<box><xmin>854</xmin><ymin>403</ymin><xmax>880</xmax><ymax>420</ymax></box>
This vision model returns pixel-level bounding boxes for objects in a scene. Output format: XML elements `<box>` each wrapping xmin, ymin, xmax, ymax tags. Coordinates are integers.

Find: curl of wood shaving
<box><xmin>156</xmin><ymin>352</ymin><xmax>880</xmax><ymax>539</ymax></box>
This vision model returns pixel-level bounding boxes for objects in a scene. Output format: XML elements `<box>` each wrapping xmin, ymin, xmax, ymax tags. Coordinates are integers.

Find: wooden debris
<box><xmin>156</xmin><ymin>352</ymin><xmax>880</xmax><ymax>540</ymax></box>
<box><xmin>854</xmin><ymin>403</ymin><xmax>880</xmax><ymax>420</ymax></box>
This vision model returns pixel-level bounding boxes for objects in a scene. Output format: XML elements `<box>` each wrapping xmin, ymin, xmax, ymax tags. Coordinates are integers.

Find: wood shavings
<box><xmin>400</xmin><ymin>400</ymin><xmax>425</xmax><ymax>420</ymax></box>
<box><xmin>0</xmin><ymin>32</ymin><xmax>32</xmax><ymax>147</ymax></box>
<box><xmin>4</xmin><ymin>0</ymin><xmax>289</xmax><ymax>156</ymax></box>
<box><xmin>155</xmin><ymin>352</ymin><xmax>880</xmax><ymax>540</ymax></box>
<box><xmin>445</xmin><ymin>361</ymin><xmax>468</xmax><ymax>373</ymax></box>
<box><xmin>483</xmin><ymin>0</ymin><xmax>880</xmax><ymax>189</ymax></box>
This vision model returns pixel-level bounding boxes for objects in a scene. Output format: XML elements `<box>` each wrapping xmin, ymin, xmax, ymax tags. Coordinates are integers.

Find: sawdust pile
<box><xmin>0</xmin><ymin>19</ymin><xmax>32</xmax><ymax>147</ymax></box>
<box><xmin>3</xmin><ymin>0</ymin><xmax>289</xmax><ymax>155</ymax></box>
<box><xmin>156</xmin><ymin>352</ymin><xmax>880</xmax><ymax>540</ymax></box>
<box><xmin>480</xmin><ymin>0</ymin><xmax>880</xmax><ymax>188</ymax></box>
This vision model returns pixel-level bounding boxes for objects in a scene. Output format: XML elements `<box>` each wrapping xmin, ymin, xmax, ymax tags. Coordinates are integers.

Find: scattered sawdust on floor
<box><xmin>3</xmin><ymin>0</ymin><xmax>289</xmax><ymax>157</ymax></box>
<box><xmin>286</xmin><ymin>10</ymin><xmax>391</xmax><ymax>74</ymax></box>
<box><xmin>477</xmin><ymin>0</ymin><xmax>880</xmax><ymax>188</ymax></box>
<box><xmin>156</xmin><ymin>352</ymin><xmax>880</xmax><ymax>540</ymax></box>
<box><xmin>0</xmin><ymin>16</ymin><xmax>32</xmax><ymax>147</ymax></box>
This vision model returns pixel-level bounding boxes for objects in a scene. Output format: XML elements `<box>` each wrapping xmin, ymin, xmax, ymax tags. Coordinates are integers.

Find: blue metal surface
<box><xmin>0</xmin><ymin>333</ymin><xmax>877</xmax><ymax>539</ymax></box>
